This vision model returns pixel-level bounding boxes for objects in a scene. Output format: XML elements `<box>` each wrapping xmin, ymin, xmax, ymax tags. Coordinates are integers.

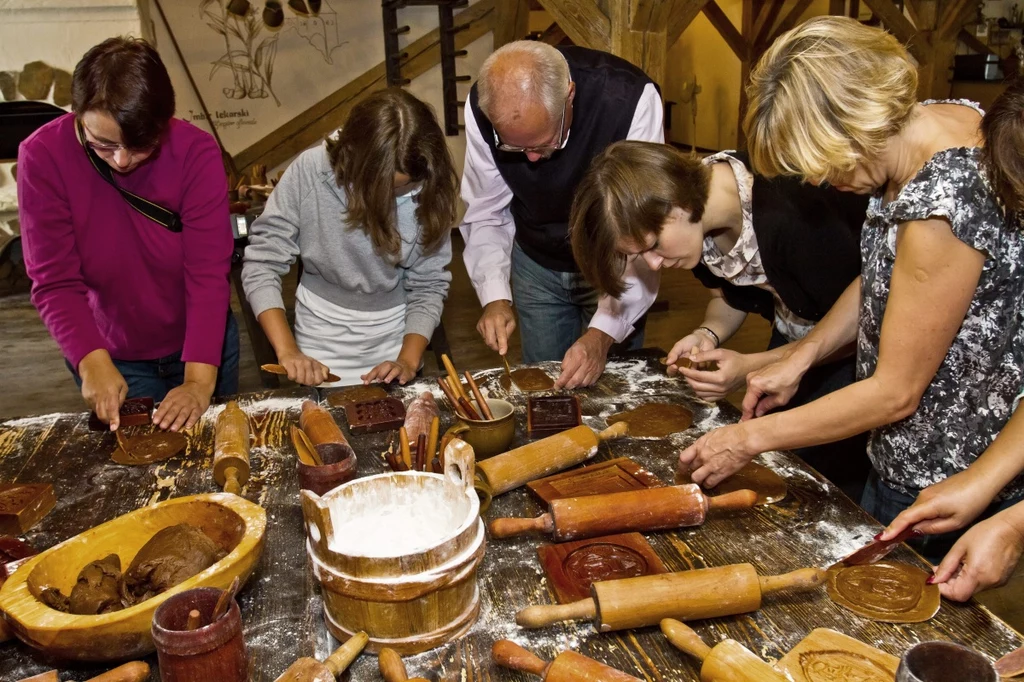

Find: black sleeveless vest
<box><xmin>469</xmin><ymin>46</ymin><xmax>655</xmax><ymax>272</ymax></box>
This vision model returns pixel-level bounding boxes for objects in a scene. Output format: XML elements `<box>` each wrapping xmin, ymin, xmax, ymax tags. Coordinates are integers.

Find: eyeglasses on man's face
<box><xmin>493</xmin><ymin>93</ymin><xmax>570</xmax><ymax>155</ymax></box>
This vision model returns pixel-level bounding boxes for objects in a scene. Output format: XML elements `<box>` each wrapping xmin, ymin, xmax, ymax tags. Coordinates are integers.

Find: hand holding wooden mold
<box><xmin>492</xmin><ymin>640</ymin><xmax>643</xmax><ymax>681</ymax></box>
<box><xmin>516</xmin><ymin>564</ymin><xmax>826</xmax><ymax>632</ymax></box>
<box><xmin>660</xmin><ymin>618</ymin><xmax>789</xmax><ymax>682</ymax></box>
<box><xmin>489</xmin><ymin>485</ymin><xmax>757</xmax><ymax>541</ymax></box>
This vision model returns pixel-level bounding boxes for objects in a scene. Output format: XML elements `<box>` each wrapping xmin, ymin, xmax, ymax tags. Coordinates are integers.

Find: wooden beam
<box><xmin>609</xmin><ymin>1</ymin><xmax>668</xmax><ymax>85</ymax></box>
<box><xmin>766</xmin><ymin>0</ymin><xmax>813</xmax><ymax>45</ymax></box>
<box><xmin>937</xmin><ymin>0</ymin><xmax>976</xmax><ymax>39</ymax></box>
<box><xmin>630</xmin><ymin>0</ymin><xmax>657</xmax><ymax>31</ymax></box>
<box><xmin>958</xmin><ymin>27</ymin><xmax>996</xmax><ymax>56</ymax></box>
<box><xmin>667</xmin><ymin>0</ymin><xmax>712</xmax><ymax>45</ymax></box>
<box><xmin>751</xmin><ymin>0</ymin><xmax>784</xmax><ymax>46</ymax></box>
<box><xmin>535</xmin><ymin>0</ymin><xmax>611</xmax><ymax>51</ymax></box>
<box><xmin>849</xmin><ymin>0</ymin><xmax>860</xmax><ymax>18</ymax></box>
<box><xmin>232</xmin><ymin>0</ymin><xmax>495</xmax><ymax>173</ymax></box>
<box><xmin>702</xmin><ymin>0</ymin><xmax>750</xmax><ymax>61</ymax></box>
<box><xmin>904</xmin><ymin>0</ymin><xmax>921</xmax><ymax>26</ymax></box>
<box><xmin>539</xmin><ymin>21</ymin><xmax>570</xmax><ymax>44</ymax></box>
<box><xmin>828</xmin><ymin>0</ymin><xmax>845</xmax><ymax>15</ymax></box>
<box><xmin>859</xmin><ymin>0</ymin><xmax>930</xmax><ymax>61</ymax></box>
<box><xmin>495</xmin><ymin>0</ymin><xmax>530</xmax><ymax>48</ymax></box>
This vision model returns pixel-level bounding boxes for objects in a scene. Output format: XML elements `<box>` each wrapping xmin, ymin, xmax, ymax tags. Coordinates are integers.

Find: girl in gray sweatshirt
<box><xmin>241</xmin><ymin>88</ymin><xmax>458</xmax><ymax>386</ymax></box>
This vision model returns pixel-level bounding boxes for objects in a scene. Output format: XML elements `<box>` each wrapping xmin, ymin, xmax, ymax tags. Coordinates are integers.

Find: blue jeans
<box><xmin>68</xmin><ymin>313</ymin><xmax>240</xmax><ymax>402</ymax></box>
<box><xmin>510</xmin><ymin>241</ymin><xmax>646</xmax><ymax>363</ymax></box>
<box><xmin>861</xmin><ymin>470</ymin><xmax>1024</xmax><ymax>565</ymax></box>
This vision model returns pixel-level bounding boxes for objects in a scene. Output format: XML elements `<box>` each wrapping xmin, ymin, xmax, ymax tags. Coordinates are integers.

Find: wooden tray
<box><xmin>527</xmin><ymin>396</ymin><xmax>581</xmax><ymax>439</ymax></box>
<box><xmin>537</xmin><ymin>532</ymin><xmax>668</xmax><ymax>604</ymax></box>
<box><xmin>0</xmin><ymin>484</ymin><xmax>56</xmax><ymax>535</ymax></box>
<box><xmin>776</xmin><ymin>628</ymin><xmax>899</xmax><ymax>682</ymax></box>
<box><xmin>343</xmin><ymin>397</ymin><xmax>405</xmax><ymax>434</ymax></box>
<box><xmin>0</xmin><ymin>493</ymin><xmax>266</xmax><ymax>662</ymax></box>
<box><xmin>527</xmin><ymin>457</ymin><xmax>664</xmax><ymax>505</ymax></box>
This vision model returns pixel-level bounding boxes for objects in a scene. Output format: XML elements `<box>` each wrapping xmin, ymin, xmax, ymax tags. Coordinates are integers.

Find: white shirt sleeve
<box><xmin>589</xmin><ymin>82</ymin><xmax>664</xmax><ymax>342</ymax></box>
<box><xmin>458</xmin><ymin>101</ymin><xmax>516</xmax><ymax>307</ymax></box>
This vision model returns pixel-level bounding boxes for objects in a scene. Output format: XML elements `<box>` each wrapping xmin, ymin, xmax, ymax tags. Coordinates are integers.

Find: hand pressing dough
<box><xmin>502</xmin><ymin>368</ymin><xmax>554</xmax><ymax>392</ymax></box>
<box><xmin>826</xmin><ymin>561</ymin><xmax>940</xmax><ymax>623</ymax></box>
<box><xmin>606</xmin><ymin>403</ymin><xmax>693</xmax><ymax>438</ymax></box>
<box><xmin>327</xmin><ymin>385</ymin><xmax>388</xmax><ymax>407</ymax></box>
<box><xmin>122</xmin><ymin>524</ymin><xmax>226</xmax><ymax>603</ymax></box>
<box><xmin>111</xmin><ymin>431</ymin><xmax>186</xmax><ymax>465</ymax></box>
<box><xmin>676</xmin><ymin>461</ymin><xmax>788</xmax><ymax>505</ymax></box>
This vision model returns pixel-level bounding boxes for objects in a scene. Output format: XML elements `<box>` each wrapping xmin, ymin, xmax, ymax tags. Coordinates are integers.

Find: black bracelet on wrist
<box><xmin>695</xmin><ymin>326</ymin><xmax>721</xmax><ymax>348</ymax></box>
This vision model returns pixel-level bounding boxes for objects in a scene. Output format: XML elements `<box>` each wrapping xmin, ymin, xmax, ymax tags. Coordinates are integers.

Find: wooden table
<box><xmin>1</xmin><ymin>352</ymin><xmax>1020</xmax><ymax>680</ymax></box>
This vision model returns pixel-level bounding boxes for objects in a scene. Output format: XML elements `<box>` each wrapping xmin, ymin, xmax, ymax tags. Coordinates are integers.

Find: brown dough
<box><xmin>112</xmin><ymin>431</ymin><xmax>186</xmax><ymax>465</ymax></box>
<box><xmin>606</xmin><ymin>403</ymin><xmax>693</xmax><ymax>438</ymax></box>
<box><xmin>826</xmin><ymin>561</ymin><xmax>940</xmax><ymax>623</ymax></box>
<box><xmin>508</xmin><ymin>367</ymin><xmax>554</xmax><ymax>392</ymax></box>
<box><xmin>69</xmin><ymin>553</ymin><xmax>124</xmax><ymax>614</ymax></box>
<box><xmin>123</xmin><ymin>524</ymin><xmax>226</xmax><ymax>603</ymax></box>
<box><xmin>327</xmin><ymin>385</ymin><xmax>387</xmax><ymax>407</ymax></box>
<box><xmin>564</xmin><ymin>544</ymin><xmax>648</xmax><ymax>586</ymax></box>
<box><xmin>676</xmin><ymin>461</ymin><xmax>788</xmax><ymax>505</ymax></box>
<box><xmin>38</xmin><ymin>586</ymin><xmax>70</xmax><ymax>612</ymax></box>
<box><xmin>798</xmin><ymin>651</ymin><xmax>893</xmax><ymax>682</ymax></box>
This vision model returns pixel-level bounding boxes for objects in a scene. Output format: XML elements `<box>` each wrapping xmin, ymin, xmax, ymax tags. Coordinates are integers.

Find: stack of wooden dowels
<box><xmin>436</xmin><ymin>353</ymin><xmax>494</xmax><ymax>421</ymax></box>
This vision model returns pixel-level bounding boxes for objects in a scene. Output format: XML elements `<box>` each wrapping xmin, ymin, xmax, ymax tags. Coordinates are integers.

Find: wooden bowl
<box><xmin>0</xmin><ymin>493</ymin><xmax>266</xmax><ymax>662</ymax></box>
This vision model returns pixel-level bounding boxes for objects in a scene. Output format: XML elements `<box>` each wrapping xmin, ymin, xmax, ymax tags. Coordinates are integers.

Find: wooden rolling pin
<box><xmin>517</xmin><ymin>564</ymin><xmax>826</xmax><ymax>632</ymax></box>
<box><xmin>214</xmin><ymin>401</ymin><xmax>250</xmax><ymax>495</ymax></box>
<box><xmin>19</xmin><ymin>662</ymin><xmax>150</xmax><ymax>682</ymax></box>
<box><xmin>476</xmin><ymin>422</ymin><xmax>629</xmax><ymax>497</ymax></box>
<box><xmin>299</xmin><ymin>400</ymin><xmax>356</xmax><ymax>459</ymax></box>
<box><xmin>492</xmin><ymin>640</ymin><xmax>642</xmax><ymax>681</ymax></box>
<box><xmin>378</xmin><ymin>647</ymin><xmax>429</xmax><ymax>682</ymax></box>
<box><xmin>489</xmin><ymin>485</ymin><xmax>758</xmax><ymax>541</ymax></box>
<box><xmin>273</xmin><ymin>631</ymin><xmax>368</xmax><ymax>681</ymax></box>
<box><xmin>660</xmin><ymin>619</ymin><xmax>788</xmax><ymax>682</ymax></box>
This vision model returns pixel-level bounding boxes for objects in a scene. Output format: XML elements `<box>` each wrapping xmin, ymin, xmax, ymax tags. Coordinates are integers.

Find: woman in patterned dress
<box><xmin>678</xmin><ymin>17</ymin><xmax>1024</xmax><ymax>564</ymax></box>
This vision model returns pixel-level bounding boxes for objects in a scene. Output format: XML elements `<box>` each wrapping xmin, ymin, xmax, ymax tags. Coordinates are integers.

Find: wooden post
<box><xmin>495</xmin><ymin>0</ymin><xmax>530</xmax><ymax>49</ymax></box>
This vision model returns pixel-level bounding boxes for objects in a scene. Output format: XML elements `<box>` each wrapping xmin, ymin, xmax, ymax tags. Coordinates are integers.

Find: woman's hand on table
<box><xmin>678</xmin><ymin>422</ymin><xmax>760</xmax><ymax>487</ymax></box>
<box><xmin>930</xmin><ymin>508</ymin><xmax>1024</xmax><ymax>601</ymax></box>
<box><xmin>678</xmin><ymin>348</ymin><xmax>750</xmax><ymax>401</ymax></box>
<box><xmin>155</xmin><ymin>380</ymin><xmax>212</xmax><ymax>431</ymax></box>
<box><xmin>277</xmin><ymin>350</ymin><xmax>332</xmax><ymax>386</ymax></box>
<box><xmin>882</xmin><ymin>469</ymin><xmax>1001</xmax><ymax>540</ymax></box>
<box><xmin>740</xmin><ymin>351</ymin><xmax>810</xmax><ymax>420</ymax></box>
<box><xmin>362</xmin><ymin>358</ymin><xmax>416</xmax><ymax>385</ymax></box>
<box><xmin>79</xmin><ymin>349</ymin><xmax>128</xmax><ymax>430</ymax></box>
<box><xmin>665</xmin><ymin>332</ymin><xmax>716</xmax><ymax>376</ymax></box>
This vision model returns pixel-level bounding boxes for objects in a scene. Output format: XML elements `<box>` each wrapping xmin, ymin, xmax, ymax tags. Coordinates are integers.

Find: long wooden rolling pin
<box><xmin>476</xmin><ymin>421</ymin><xmax>629</xmax><ymax>497</ymax></box>
<box><xmin>299</xmin><ymin>400</ymin><xmax>356</xmax><ymax>459</ymax></box>
<box><xmin>660</xmin><ymin>619</ymin><xmax>788</xmax><ymax>682</ymax></box>
<box><xmin>213</xmin><ymin>400</ymin><xmax>250</xmax><ymax>494</ymax></box>
<box><xmin>378</xmin><ymin>647</ymin><xmax>429</xmax><ymax>682</ymax></box>
<box><xmin>492</xmin><ymin>640</ymin><xmax>642</xmax><ymax>681</ymax></box>
<box><xmin>489</xmin><ymin>485</ymin><xmax>758</xmax><ymax>541</ymax></box>
<box><xmin>19</xmin><ymin>662</ymin><xmax>150</xmax><ymax>682</ymax></box>
<box><xmin>273</xmin><ymin>631</ymin><xmax>368</xmax><ymax>681</ymax></box>
<box><xmin>517</xmin><ymin>564</ymin><xmax>826</xmax><ymax>632</ymax></box>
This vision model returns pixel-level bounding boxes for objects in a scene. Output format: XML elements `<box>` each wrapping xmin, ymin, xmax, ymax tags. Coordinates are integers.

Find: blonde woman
<box><xmin>678</xmin><ymin>16</ymin><xmax>1024</xmax><ymax>562</ymax></box>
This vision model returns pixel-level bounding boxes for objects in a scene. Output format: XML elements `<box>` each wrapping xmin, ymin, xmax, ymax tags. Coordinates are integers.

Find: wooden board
<box><xmin>537</xmin><ymin>533</ymin><xmax>668</xmax><ymax>604</ymax></box>
<box><xmin>527</xmin><ymin>395</ymin><xmax>581</xmax><ymax>439</ymax></box>
<box><xmin>0</xmin><ymin>484</ymin><xmax>55</xmax><ymax>535</ymax></box>
<box><xmin>527</xmin><ymin>457</ymin><xmax>664</xmax><ymax>505</ymax></box>
<box><xmin>343</xmin><ymin>397</ymin><xmax>405</xmax><ymax>434</ymax></box>
<box><xmin>776</xmin><ymin>628</ymin><xmax>900</xmax><ymax>682</ymax></box>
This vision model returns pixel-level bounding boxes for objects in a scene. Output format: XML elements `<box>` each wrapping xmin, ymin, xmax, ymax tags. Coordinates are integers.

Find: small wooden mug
<box><xmin>442</xmin><ymin>399</ymin><xmax>515</xmax><ymax>460</ymax></box>
<box><xmin>896</xmin><ymin>641</ymin><xmax>997</xmax><ymax>682</ymax></box>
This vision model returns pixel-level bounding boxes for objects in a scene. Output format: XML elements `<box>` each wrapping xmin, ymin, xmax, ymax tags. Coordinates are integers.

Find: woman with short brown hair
<box><xmin>680</xmin><ymin>17</ymin><xmax>1024</xmax><ymax>563</ymax></box>
<box><xmin>19</xmin><ymin>37</ymin><xmax>237</xmax><ymax>431</ymax></box>
<box><xmin>241</xmin><ymin>88</ymin><xmax>458</xmax><ymax>386</ymax></box>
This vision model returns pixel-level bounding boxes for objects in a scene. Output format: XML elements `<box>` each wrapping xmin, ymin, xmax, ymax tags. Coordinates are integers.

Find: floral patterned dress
<box><xmin>857</xmin><ymin>106</ymin><xmax>1024</xmax><ymax>499</ymax></box>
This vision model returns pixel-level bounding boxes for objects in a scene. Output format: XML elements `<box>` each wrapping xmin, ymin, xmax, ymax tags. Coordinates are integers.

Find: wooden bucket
<box><xmin>0</xmin><ymin>493</ymin><xmax>265</xmax><ymax>662</ymax></box>
<box><xmin>301</xmin><ymin>440</ymin><xmax>484</xmax><ymax>654</ymax></box>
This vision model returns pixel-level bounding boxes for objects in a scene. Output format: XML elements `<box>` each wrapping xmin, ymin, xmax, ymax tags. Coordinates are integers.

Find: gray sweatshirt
<box><xmin>241</xmin><ymin>144</ymin><xmax>452</xmax><ymax>341</ymax></box>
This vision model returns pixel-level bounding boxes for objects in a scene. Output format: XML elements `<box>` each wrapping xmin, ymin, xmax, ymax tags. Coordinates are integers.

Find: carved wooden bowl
<box><xmin>0</xmin><ymin>493</ymin><xmax>266</xmax><ymax>661</ymax></box>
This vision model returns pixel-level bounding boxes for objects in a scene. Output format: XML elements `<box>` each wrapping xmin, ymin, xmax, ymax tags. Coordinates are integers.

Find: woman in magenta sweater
<box><xmin>18</xmin><ymin>37</ymin><xmax>237</xmax><ymax>431</ymax></box>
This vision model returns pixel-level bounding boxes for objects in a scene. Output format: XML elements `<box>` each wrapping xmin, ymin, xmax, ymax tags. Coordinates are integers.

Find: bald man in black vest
<box><xmin>459</xmin><ymin>41</ymin><xmax>662</xmax><ymax>388</ymax></box>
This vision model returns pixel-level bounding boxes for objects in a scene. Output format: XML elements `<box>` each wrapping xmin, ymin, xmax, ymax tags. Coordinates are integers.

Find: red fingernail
<box><xmin>926</xmin><ymin>575</ymin><xmax>936</xmax><ymax>584</ymax></box>
<box><xmin>874</xmin><ymin>532</ymin><xmax>883</xmax><ymax>541</ymax></box>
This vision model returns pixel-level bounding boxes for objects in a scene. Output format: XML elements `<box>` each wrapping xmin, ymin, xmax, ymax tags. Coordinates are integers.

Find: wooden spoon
<box><xmin>289</xmin><ymin>425</ymin><xmax>321</xmax><ymax>466</ymax></box>
<box><xmin>211</xmin><ymin>576</ymin><xmax>241</xmax><ymax>624</ymax></box>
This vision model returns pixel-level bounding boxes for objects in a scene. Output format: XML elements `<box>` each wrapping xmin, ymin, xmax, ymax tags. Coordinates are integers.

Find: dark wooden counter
<box><xmin>1</xmin><ymin>352</ymin><xmax>1020</xmax><ymax>680</ymax></box>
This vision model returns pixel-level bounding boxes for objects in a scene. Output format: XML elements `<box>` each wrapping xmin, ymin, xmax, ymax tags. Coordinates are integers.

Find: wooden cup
<box><xmin>443</xmin><ymin>398</ymin><xmax>515</xmax><ymax>459</ymax></box>
<box><xmin>152</xmin><ymin>587</ymin><xmax>248</xmax><ymax>682</ymax></box>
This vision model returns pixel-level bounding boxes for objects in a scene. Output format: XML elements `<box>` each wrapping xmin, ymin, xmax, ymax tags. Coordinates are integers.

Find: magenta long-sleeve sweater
<box><xmin>18</xmin><ymin>114</ymin><xmax>232</xmax><ymax>369</ymax></box>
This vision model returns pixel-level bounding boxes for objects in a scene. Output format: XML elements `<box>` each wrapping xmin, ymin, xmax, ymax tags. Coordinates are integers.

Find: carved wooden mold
<box><xmin>527</xmin><ymin>457</ymin><xmax>664</xmax><ymax>505</ymax></box>
<box><xmin>538</xmin><ymin>532</ymin><xmax>668</xmax><ymax>604</ymax></box>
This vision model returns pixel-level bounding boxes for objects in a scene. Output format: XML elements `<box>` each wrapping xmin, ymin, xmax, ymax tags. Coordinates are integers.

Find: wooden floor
<box><xmin>1</xmin><ymin>234</ymin><xmax>1021</xmax><ymax>633</ymax></box>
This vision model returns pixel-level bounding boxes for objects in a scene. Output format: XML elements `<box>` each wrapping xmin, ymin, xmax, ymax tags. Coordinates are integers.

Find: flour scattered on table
<box><xmin>2</xmin><ymin>412</ymin><xmax>70</xmax><ymax>430</ymax></box>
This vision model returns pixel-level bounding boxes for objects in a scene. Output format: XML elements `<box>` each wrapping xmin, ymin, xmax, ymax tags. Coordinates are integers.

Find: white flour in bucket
<box><xmin>325</xmin><ymin>475</ymin><xmax>470</xmax><ymax>557</ymax></box>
